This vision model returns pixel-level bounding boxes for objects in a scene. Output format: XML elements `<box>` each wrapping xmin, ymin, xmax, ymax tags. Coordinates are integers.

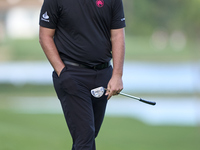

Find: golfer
<box><xmin>39</xmin><ymin>0</ymin><xmax>126</xmax><ymax>149</ymax></box>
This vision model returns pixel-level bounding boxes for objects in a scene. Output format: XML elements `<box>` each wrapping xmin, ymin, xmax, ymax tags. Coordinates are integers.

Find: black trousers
<box><xmin>52</xmin><ymin>64</ymin><xmax>112</xmax><ymax>150</ymax></box>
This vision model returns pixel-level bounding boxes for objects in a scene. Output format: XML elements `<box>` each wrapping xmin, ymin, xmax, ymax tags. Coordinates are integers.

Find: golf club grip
<box><xmin>139</xmin><ymin>98</ymin><xmax>156</xmax><ymax>106</ymax></box>
<box><xmin>119</xmin><ymin>92</ymin><xmax>156</xmax><ymax>106</ymax></box>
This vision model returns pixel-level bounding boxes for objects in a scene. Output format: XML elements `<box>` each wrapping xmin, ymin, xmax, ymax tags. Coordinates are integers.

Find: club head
<box><xmin>91</xmin><ymin>86</ymin><xmax>105</xmax><ymax>98</ymax></box>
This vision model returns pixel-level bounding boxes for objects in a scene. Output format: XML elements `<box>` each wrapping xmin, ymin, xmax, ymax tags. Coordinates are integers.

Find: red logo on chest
<box><xmin>96</xmin><ymin>0</ymin><xmax>104</xmax><ymax>8</ymax></box>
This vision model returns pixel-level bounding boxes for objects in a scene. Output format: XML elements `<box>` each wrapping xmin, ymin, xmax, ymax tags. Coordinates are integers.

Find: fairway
<box><xmin>0</xmin><ymin>84</ymin><xmax>200</xmax><ymax>150</ymax></box>
<box><xmin>0</xmin><ymin>109</ymin><xmax>200</xmax><ymax>150</ymax></box>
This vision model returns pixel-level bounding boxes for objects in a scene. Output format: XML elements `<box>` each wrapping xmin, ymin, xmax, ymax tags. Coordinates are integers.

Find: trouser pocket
<box><xmin>53</xmin><ymin>67</ymin><xmax>78</xmax><ymax>96</ymax></box>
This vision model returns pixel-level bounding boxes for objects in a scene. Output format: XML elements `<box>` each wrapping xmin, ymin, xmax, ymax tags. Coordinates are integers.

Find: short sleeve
<box><xmin>111</xmin><ymin>0</ymin><xmax>126</xmax><ymax>29</ymax></box>
<box><xmin>39</xmin><ymin>0</ymin><xmax>60</xmax><ymax>29</ymax></box>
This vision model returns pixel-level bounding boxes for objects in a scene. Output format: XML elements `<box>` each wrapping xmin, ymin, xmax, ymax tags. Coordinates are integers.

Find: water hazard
<box><xmin>1</xmin><ymin>61</ymin><xmax>200</xmax><ymax>126</ymax></box>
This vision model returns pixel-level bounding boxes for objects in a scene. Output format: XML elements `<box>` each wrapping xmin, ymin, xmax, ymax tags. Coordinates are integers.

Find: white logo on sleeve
<box><xmin>41</xmin><ymin>11</ymin><xmax>50</xmax><ymax>22</ymax></box>
<box><xmin>121</xmin><ymin>18</ymin><xmax>125</xmax><ymax>21</ymax></box>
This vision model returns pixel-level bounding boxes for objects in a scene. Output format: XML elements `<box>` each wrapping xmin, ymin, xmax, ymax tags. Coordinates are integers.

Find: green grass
<box><xmin>0</xmin><ymin>36</ymin><xmax>199</xmax><ymax>62</ymax></box>
<box><xmin>0</xmin><ymin>110</ymin><xmax>71</xmax><ymax>150</ymax></box>
<box><xmin>0</xmin><ymin>84</ymin><xmax>55</xmax><ymax>98</ymax></box>
<box><xmin>0</xmin><ymin>84</ymin><xmax>200</xmax><ymax>150</ymax></box>
<box><xmin>125</xmin><ymin>35</ymin><xmax>198</xmax><ymax>62</ymax></box>
<box><xmin>99</xmin><ymin>117</ymin><xmax>200</xmax><ymax>150</ymax></box>
<box><xmin>0</xmin><ymin>110</ymin><xmax>200</xmax><ymax>150</ymax></box>
<box><xmin>0</xmin><ymin>38</ymin><xmax>46</xmax><ymax>61</ymax></box>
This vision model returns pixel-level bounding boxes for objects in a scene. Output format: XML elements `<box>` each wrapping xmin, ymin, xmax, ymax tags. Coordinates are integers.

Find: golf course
<box><xmin>1</xmin><ymin>0</ymin><xmax>200</xmax><ymax>149</ymax></box>
<box><xmin>0</xmin><ymin>36</ymin><xmax>200</xmax><ymax>150</ymax></box>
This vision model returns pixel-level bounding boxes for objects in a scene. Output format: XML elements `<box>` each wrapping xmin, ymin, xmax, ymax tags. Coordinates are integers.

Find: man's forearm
<box><xmin>111</xmin><ymin>28</ymin><xmax>125</xmax><ymax>77</ymax></box>
<box><xmin>105</xmin><ymin>28</ymin><xmax>125</xmax><ymax>99</ymax></box>
<box><xmin>39</xmin><ymin>27</ymin><xmax>65</xmax><ymax>76</ymax></box>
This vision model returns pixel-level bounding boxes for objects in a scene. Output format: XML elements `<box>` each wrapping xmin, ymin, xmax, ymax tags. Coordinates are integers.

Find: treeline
<box><xmin>123</xmin><ymin>0</ymin><xmax>200</xmax><ymax>38</ymax></box>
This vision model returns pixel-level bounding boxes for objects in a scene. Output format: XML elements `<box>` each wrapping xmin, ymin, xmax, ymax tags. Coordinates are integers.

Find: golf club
<box><xmin>91</xmin><ymin>86</ymin><xmax>156</xmax><ymax>106</ymax></box>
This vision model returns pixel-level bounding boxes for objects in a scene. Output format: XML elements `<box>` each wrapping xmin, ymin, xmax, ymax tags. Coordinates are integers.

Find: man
<box><xmin>39</xmin><ymin>0</ymin><xmax>126</xmax><ymax>149</ymax></box>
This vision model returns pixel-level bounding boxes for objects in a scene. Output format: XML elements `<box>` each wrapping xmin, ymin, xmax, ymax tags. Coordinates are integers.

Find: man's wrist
<box><xmin>56</xmin><ymin>65</ymin><xmax>65</xmax><ymax>77</ymax></box>
<box><xmin>112</xmin><ymin>70</ymin><xmax>123</xmax><ymax>78</ymax></box>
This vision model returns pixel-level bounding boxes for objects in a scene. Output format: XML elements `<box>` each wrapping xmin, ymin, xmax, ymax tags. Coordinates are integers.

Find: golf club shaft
<box><xmin>104</xmin><ymin>88</ymin><xmax>156</xmax><ymax>105</ymax></box>
<box><xmin>119</xmin><ymin>92</ymin><xmax>156</xmax><ymax>106</ymax></box>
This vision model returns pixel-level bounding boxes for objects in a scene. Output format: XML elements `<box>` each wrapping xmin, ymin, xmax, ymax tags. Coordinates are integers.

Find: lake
<box><xmin>0</xmin><ymin>61</ymin><xmax>200</xmax><ymax>126</ymax></box>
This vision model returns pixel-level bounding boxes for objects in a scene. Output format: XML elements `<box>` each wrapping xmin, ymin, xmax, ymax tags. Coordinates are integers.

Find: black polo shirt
<box><xmin>39</xmin><ymin>0</ymin><xmax>126</xmax><ymax>66</ymax></box>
